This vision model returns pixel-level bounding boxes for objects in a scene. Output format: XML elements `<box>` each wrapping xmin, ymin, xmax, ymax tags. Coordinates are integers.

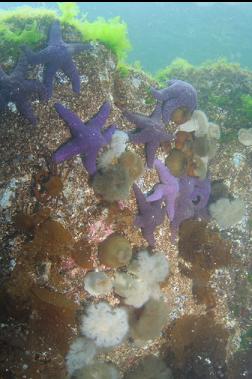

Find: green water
<box><xmin>2</xmin><ymin>1</ymin><xmax>252</xmax><ymax>72</ymax></box>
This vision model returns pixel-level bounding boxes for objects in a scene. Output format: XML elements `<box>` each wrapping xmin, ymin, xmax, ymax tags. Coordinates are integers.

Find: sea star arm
<box><xmin>146</xmin><ymin>184</ymin><xmax>164</xmax><ymax>202</ymax></box>
<box><xmin>22</xmin><ymin>46</ymin><xmax>52</xmax><ymax>65</ymax></box>
<box><xmin>11</xmin><ymin>54</ymin><xmax>29</xmax><ymax>78</ymax></box>
<box><xmin>16</xmin><ymin>100</ymin><xmax>38</xmax><ymax>126</ymax></box>
<box><xmin>43</xmin><ymin>62</ymin><xmax>59</xmax><ymax>99</ymax></box>
<box><xmin>154</xmin><ymin>159</ymin><xmax>175</xmax><ymax>184</ymax></box>
<box><xmin>190</xmin><ymin>178</ymin><xmax>211</xmax><ymax>209</ymax></box>
<box><xmin>23</xmin><ymin>79</ymin><xmax>47</xmax><ymax>100</ymax></box>
<box><xmin>0</xmin><ymin>66</ymin><xmax>8</xmax><ymax>80</ymax></box>
<box><xmin>150</xmin><ymin>102</ymin><xmax>162</xmax><ymax>122</ymax></box>
<box><xmin>145</xmin><ymin>141</ymin><xmax>160</xmax><ymax>168</ymax></box>
<box><xmin>128</xmin><ymin>131</ymin><xmax>147</xmax><ymax>144</ymax></box>
<box><xmin>48</xmin><ymin>20</ymin><xmax>63</xmax><ymax>45</ymax></box>
<box><xmin>133</xmin><ymin>183</ymin><xmax>149</xmax><ymax>212</ymax></box>
<box><xmin>52</xmin><ymin>139</ymin><xmax>82</xmax><ymax>163</ymax></box>
<box><xmin>87</xmin><ymin>101</ymin><xmax>111</xmax><ymax>130</ymax></box>
<box><xmin>81</xmin><ymin>147</ymin><xmax>100</xmax><ymax>175</ymax></box>
<box><xmin>134</xmin><ymin>215</ymin><xmax>146</xmax><ymax>228</ymax></box>
<box><xmin>102</xmin><ymin>125</ymin><xmax>117</xmax><ymax>144</ymax></box>
<box><xmin>66</xmin><ymin>42</ymin><xmax>93</xmax><ymax>55</ymax></box>
<box><xmin>134</xmin><ymin>215</ymin><xmax>156</xmax><ymax>247</ymax></box>
<box><xmin>165</xmin><ymin>191</ymin><xmax>178</xmax><ymax>221</ymax></box>
<box><xmin>62</xmin><ymin>56</ymin><xmax>80</xmax><ymax>94</ymax></box>
<box><xmin>54</xmin><ymin>103</ymin><xmax>83</xmax><ymax>134</ymax></box>
<box><xmin>142</xmin><ymin>225</ymin><xmax>156</xmax><ymax>247</ymax></box>
<box><xmin>150</xmin><ymin>86</ymin><xmax>173</xmax><ymax>102</ymax></box>
<box><xmin>162</xmin><ymin>98</ymin><xmax>185</xmax><ymax>123</ymax></box>
<box><xmin>123</xmin><ymin>110</ymin><xmax>153</xmax><ymax>129</ymax></box>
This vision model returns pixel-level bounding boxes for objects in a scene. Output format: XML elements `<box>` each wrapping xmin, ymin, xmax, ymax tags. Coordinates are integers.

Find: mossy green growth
<box><xmin>58</xmin><ymin>3</ymin><xmax>131</xmax><ymax>60</ymax></box>
<box><xmin>240</xmin><ymin>94</ymin><xmax>252</xmax><ymax>118</ymax></box>
<box><xmin>0</xmin><ymin>2</ymin><xmax>131</xmax><ymax>66</ymax></box>
<box><xmin>219</xmin><ymin>129</ymin><xmax>238</xmax><ymax>144</ymax></box>
<box><xmin>0</xmin><ymin>6</ymin><xmax>57</xmax><ymax>65</ymax></box>
<box><xmin>144</xmin><ymin>86</ymin><xmax>156</xmax><ymax>105</ymax></box>
<box><xmin>156</xmin><ymin>58</ymin><xmax>194</xmax><ymax>84</ymax></box>
<box><xmin>240</xmin><ymin>326</ymin><xmax>252</xmax><ymax>350</ymax></box>
<box><xmin>156</xmin><ymin>57</ymin><xmax>252</xmax><ymax>131</ymax></box>
<box><xmin>117</xmin><ymin>62</ymin><xmax>131</xmax><ymax>78</ymax></box>
<box><xmin>247</xmin><ymin>271</ymin><xmax>252</xmax><ymax>284</ymax></box>
<box><xmin>57</xmin><ymin>2</ymin><xmax>81</xmax><ymax>24</ymax></box>
<box><xmin>79</xmin><ymin>16</ymin><xmax>131</xmax><ymax>61</ymax></box>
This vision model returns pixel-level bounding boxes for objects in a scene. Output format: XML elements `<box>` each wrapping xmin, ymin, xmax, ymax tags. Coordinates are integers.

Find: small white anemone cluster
<box><xmin>66</xmin><ymin>250</ymin><xmax>170</xmax><ymax>377</ymax></box>
<box><xmin>83</xmin><ymin>271</ymin><xmax>113</xmax><ymax>296</ymax></box>
<box><xmin>114</xmin><ymin>251</ymin><xmax>169</xmax><ymax>308</ymax></box>
<box><xmin>72</xmin><ymin>362</ymin><xmax>120</xmax><ymax>379</ymax></box>
<box><xmin>66</xmin><ymin>302</ymin><xmax>127</xmax><ymax>377</ymax></box>
<box><xmin>97</xmin><ymin>130</ymin><xmax>129</xmax><ymax>169</ymax></box>
<box><xmin>237</xmin><ymin>128</ymin><xmax>252</xmax><ymax>146</ymax></box>
<box><xmin>177</xmin><ymin>110</ymin><xmax>221</xmax><ymax>178</ymax></box>
<box><xmin>209</xmin><ymin>197</ymin><xmax>245</xmax><ymax>229</ymax></box>
<box><xmin>66</xmin><ymin>337</ymin><xmax>97</xmax><ymax>376</ymax></box>
<box><xmin>80</xmin><ymin>302</ymin><xmax>129</xmax><ymax>348</ymax></box>
<box><xmin>178</xmin><ymin>110</ymin><xmax>221</xmax><ymax>140</ymax></box>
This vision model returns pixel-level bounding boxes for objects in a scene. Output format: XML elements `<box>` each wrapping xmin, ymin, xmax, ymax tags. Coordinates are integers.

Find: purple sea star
<box><xmin>172</xmin><ymin>175</ymin><xmax>211</xmax><ymax>232</ymax></box>
<box><xmin>133</xmin><ymin>183</ymin><xmax>166</xmax><ymax>247</ymax></box>
<box><xmin>146</xmin><ymin>159</ymin><xmax>179</xmax><ymax>221</ymax></box>
<box><xmin>0</xmin><ymin>54</ymin><xmax>46</xmax><ymax>126</ymax></box>
<box><xmin>151</xmin><ymin>79</ymin><xmax>197</xmax><ymax>124</ymax></box>
<box><xmin>52</xmin><ymin>101</ymin><xmax>116</xmax><ymax>175</ymax></box>
<box><xmin>22</xmin><ymin>20</ymin><xmax>92</xmax><ymax>99</ymax></box>
<box><xmin>123</xmin><ymin>103</ymin><xmax>173</xmax><ymax>168</ymax></box>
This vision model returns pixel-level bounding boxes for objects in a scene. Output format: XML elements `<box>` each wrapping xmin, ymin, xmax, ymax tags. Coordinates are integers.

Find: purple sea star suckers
<box><xmin>52</xmin><ymin>101</ymin><xmax>116</xmax><ymax>175</ymax></box>
<box><xmin>0</xmin><ymin>55</ymin><xmax>46</xmax><ymax>126</ymax></box>
<box><xmin>123</xmin><ymin>103</ymin><xmax>173</xmax><ymax>168</ymax></box>
<box><xmin>146</xmin><ymin>159</ymin><xmax>179</xmax><ymax>221</ymax></box>
<box><xmin>151</xmin><ymin>79</ymin><xmax>197</xmax><ymax>124</ymax></box>
<box><xmin>22</xmin><ymin>20</ymin><xmax>92</xmax><ymax>99</ymax></box>
<box><xmin>133</xmin><ymin>183</ymin><xmax>165</xmax><ymax>247</ymax></box>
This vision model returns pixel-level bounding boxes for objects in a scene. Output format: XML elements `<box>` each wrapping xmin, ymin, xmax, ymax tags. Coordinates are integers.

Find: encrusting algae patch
<box><xmin>0</xmin><ymin>3</ymin><xmax>252</xmax><ymax>379</ymax></box>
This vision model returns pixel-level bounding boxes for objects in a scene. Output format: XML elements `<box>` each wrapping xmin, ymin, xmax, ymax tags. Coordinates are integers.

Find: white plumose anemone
<box><xmin>209</xmin><ymin>198</ymin><xmax>245</xmax><ymax>229</ymax></box>
<box><xmin>128</xmin><ymin>250</ymin><xmax>169</xmax><ymax>284</ymax></box>
<box><xmin>84</xmin><ymin>271</ymin><xmax>113</xmax><ymax>296</ymax></box>
<box><xmin>80</xmin><ymin>302</ymin><xmax>129</xmax><ymax>347</ymax></box>
<box><xmin>65</xmin><ymin>337</ymin><xmax>96</xmax><ymax>375</ymax></box>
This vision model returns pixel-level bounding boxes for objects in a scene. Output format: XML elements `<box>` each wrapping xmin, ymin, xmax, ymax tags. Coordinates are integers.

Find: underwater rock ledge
<box><xmin>0</xmin><ymin>38</ymin><xmax>252</xmax><ymax>379</ymax></box>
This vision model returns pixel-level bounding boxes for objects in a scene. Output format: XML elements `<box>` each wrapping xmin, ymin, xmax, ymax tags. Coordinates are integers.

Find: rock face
<box><xmin>1</xmin><ymin>41</ymin><xmax>252</xmax><ymax>379</ymax></box>
<box><xmin>0</xmin><ymin>43</ymin><xmax>159</xmax><ymax>378</ymax></box>
<box><xmin>0</xmin><ymin>42</ymin><xmax>157</xmax><ymax>241</ymax></box>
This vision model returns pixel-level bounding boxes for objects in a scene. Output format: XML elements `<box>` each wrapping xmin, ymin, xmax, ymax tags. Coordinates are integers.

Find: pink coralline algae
<box><xmin>87</xmin><ymin>219</ymin><xmax>114</xmax><ymax>244</ymax></box>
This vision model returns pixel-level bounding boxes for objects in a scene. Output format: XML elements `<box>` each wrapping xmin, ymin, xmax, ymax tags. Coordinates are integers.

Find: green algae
<box><xmin>156</xmin><ymin>58</ymin><xmax>252</xmax><ymax>133</ymax></box>
<box><xmin>240</xmin><ymin>326</ymin><xmax>252</xmax><ymax>350</ymax></box>
<box><xmin>0</xmin><ymin>2</ymin><xmax>131</xmax><ymax>66</ymax></box>
<box><xmin>0</xmin><ymin>7</ymin><xmax>56</xmax><ymax>65</ymax></box>
<box><xmin>117</xmin><ymin>62</ymin><xmax>131</xmax><ymax>78</ymax></box>
<box><xmin>240</xmin><ymin>94</ymin><xmax>252</xmax><ymax>118</ymax></box>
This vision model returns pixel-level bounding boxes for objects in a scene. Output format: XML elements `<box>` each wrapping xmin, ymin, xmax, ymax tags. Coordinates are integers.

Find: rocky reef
<box><xmin>0</xmin><ymin>4</ymin><xmax>252</xmax><ymax>379</ymax></box>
